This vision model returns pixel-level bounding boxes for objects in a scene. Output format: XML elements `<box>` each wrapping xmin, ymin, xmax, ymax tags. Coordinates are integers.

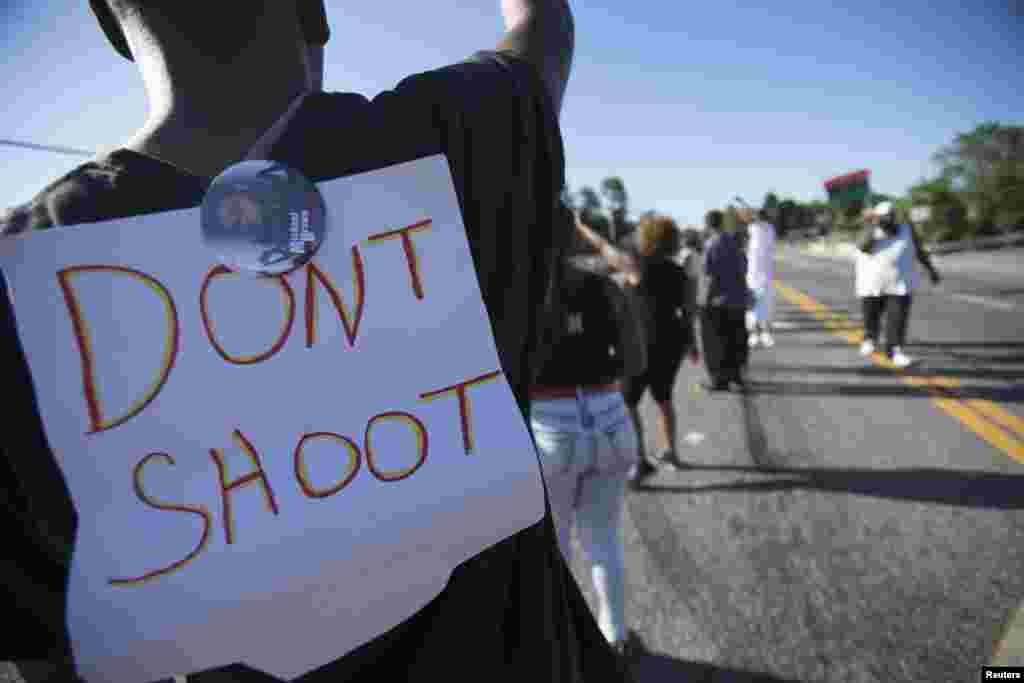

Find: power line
<box><xmin>0</xmin><ymin>138</ymin><xmax>93</xmax><ymax>158</ymax></box>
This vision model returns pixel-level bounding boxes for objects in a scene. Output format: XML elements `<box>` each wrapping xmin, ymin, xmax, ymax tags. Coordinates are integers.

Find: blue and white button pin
<box><xmin>201</xmin><ymin>160</ymin><xmax>327</xmax><ymax>275</ymax></box>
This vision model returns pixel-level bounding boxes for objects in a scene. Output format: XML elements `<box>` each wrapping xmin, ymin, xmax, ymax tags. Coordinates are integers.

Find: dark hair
<box><xmin>705</xmin><ymin>210</ymin><xmax>724</xmax><ymax>230</ymax></box>
<box><xmin>93</xmin><ymin>1</ymin><xmax>328</xmax><ymax>61</ymax></box>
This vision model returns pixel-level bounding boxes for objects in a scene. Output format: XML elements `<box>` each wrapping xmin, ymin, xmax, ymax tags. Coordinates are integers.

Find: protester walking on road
<box><xmin>1</xmin><ymin>2</ymin><xmax>631</xmax><ymax>681</ymax></box>
<box><xmin>530</xmin><ymin>211</ymin><xmax>646</xmax><ymax>667</ymax></box>
<box><xmin>855</xmin><ymin>201</ymin><xmax>941</xmax><ymax>368</ymax></box>
<box><xmin>573</xmin><ymin>210</ymin><xmax>697</xmax><ymax>481</ymax></box>
<box><xmin>677</xmin><ymin>227</ymin><xmax>704</xmax><ymax>367</ymax></box>
<box><xmin>699</xmin><ymin>209</ymin><xmax>750</xmax><ymax>391</ymax></box>
<box><xmin>738</xmin><ymin>206</ymin><xmax>777</xmax><ymax>349</ymax></box>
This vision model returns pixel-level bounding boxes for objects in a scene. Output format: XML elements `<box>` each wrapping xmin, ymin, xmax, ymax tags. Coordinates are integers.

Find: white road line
<box><xmin>949</xmin><ymin>293</ymin><xmax>1016</xmax><ymax>311</ymax></box>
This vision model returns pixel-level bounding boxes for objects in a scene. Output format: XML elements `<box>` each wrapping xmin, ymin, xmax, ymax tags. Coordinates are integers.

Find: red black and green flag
<box><xmin>824</xmin><ymin>169</ymin><xmax>871</xmax><ymax>209</ymax></box>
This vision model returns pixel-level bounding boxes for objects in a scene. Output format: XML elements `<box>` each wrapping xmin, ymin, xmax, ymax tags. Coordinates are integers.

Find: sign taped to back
<box><xmin>0</xmin><ymin>155</ymin><xmax>545</xmax><ymax>683</ymax></box>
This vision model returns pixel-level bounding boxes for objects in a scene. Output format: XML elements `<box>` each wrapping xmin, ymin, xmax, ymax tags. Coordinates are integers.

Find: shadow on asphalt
<box><xmin>771</xmin><ymin>312</ymin><xmax>859</xmax><ymax>322</ymax></box>
<box><xmin>632</xmin><ymin>463</ymin><xmax>1024</xmax><ymax>510</ymax></box>
<box><xmin>909</xmin><ymin>341</ymin><xmax>1024</xmax><ymax>349</ymax></box>
<box><xmin>620</xmin><ymin>632</ymin><xmax>799</xmax><ymax>682</ymax></box>
<box><xmin>749</xmin><ymin>363</ymin><xmax>1024</xmax><ymax>382</ymax></box>
<box><xmin>740</xmin><ymin>379</ymin><xmax>1021</xmax><ymax>403</ymax></box>
<box><xmin>908</xmin><ymin>342</ymin><xmax>1024</xmax><ymax>365</ymax></box>
<box><xmin>763</xmin><ymin>324</ymin><xmax>862</xmax><ymax>334</ymax></box>
<box><xmin>629</xmin><ymin>652</ymin><xmax>799</xmax><ymax>682</ymax></box>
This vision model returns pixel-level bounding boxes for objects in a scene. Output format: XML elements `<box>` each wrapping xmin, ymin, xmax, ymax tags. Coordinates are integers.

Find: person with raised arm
<box><xmin>855</xmin><ymin>201</ymin><xmax>941</xmax><ymax>368</ymax></box>
<box><xmin>574</xmin><ymin>209</ymin><xmax>695</xmax><ymax>481</ymax></box>
<box><xmin>2</xmin><ymin>2</ymin><xmax>632</xmax><ymax>681</ymax></box>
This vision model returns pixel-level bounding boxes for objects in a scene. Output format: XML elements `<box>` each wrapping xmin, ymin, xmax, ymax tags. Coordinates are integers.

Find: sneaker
<box><xmin>629</xmin><ymin>458</ymin><xmax>658</xmax><ymax>485</ymax></box>
<box><xmin>859</xmin><ymin>339</ymin><xmax>876</xmax><ymax>356</ymax></box>
<box><xmin>760</xmin><ymin>331</ymin><xmax>775</xmax><ymax>348</ymax></box>
<box><xmin>663</xmin><ymin>450</ymin><xmax>690</xmax><ymax>469</ymax></box>
<box><xmin>748</xmin><ymin>333</ymin><xmax>761</xmax><ymax>349</ymax></box>
<box><xmin>890</xmin><ymin>348</ymin><xmax>917</xmax><ymax>369</ymax></box>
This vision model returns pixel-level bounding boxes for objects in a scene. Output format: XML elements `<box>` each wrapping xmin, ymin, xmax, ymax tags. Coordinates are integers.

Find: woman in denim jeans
<box><xmin>530</xmin><ymin>244</ymin><xmax>646</xmax><ymax>660</ymax></box>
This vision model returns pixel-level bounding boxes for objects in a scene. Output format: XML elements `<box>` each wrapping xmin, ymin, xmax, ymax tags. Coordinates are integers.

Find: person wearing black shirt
<box><xmin>573</xmin><ymin>212</ymin><xmax>696</xmax><ymax>481</ymax></box>
<box><xmin>529</xmin><ymin>208</ymin><xmax>646</xmax><ymax>667</ymax></box>
<box><xmin>0</xmin><ymin>2</ymin><xmax>630</xmax><ymax>682</ymax></box>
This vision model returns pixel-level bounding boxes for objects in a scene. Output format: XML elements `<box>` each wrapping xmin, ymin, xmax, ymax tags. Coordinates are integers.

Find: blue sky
<box><xmin>1</xmin><ymin>0</ymin><xmax>1021</xmax><ymax>227</ymax></box>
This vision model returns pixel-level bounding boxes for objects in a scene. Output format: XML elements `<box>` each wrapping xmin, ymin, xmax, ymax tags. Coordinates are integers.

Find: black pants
<box><xmin>862</xmin><ymin>295</ymin><xmax>912</xmax><ymax>354</ymax></box>
<box><xmin>700</xmin><ymin>306</ymin><xmax>748</xmax><ymax>384</ymax></box>
<box><xmin>622</xmin><ymin>314</ymin><xmax>694</xmax><ymax>405</ymax></box>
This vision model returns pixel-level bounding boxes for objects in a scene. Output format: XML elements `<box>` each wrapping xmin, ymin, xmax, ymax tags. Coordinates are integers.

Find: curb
<box><xmin>787</xmin><ymin>233</ymin><xmax>1024</xmax><ymax>264</ymax></box>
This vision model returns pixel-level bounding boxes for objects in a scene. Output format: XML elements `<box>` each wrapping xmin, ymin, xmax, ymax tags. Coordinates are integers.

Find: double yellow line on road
<box><xmin>774</xmin><ymin>281</ymin><xmax>1024</xmax><ymax>464</ymax></box>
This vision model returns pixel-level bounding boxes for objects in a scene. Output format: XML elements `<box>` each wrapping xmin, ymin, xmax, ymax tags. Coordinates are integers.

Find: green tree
<box><xmin>777</xmin><ymin>198</ymin><xmax>798</xmax><ymax>237</ymax></box>
<box><xmin>600</xmin><ymin>177</ymin><xmax>628</xmax><ymax>213</ymax></box>
<box><xmin>601</xmin><ymin>176</ymin><xmax>629</xmax><ymax>242</ymax></box>
<box><xmin>908</xmin><ymin>175</ymin><xmax>969</xmax><ymax>242</ymax></box>
<box><xmin>933</xmin><ymin>122</ymin><xmax>1024</xmax><ymax>232</ymax></box>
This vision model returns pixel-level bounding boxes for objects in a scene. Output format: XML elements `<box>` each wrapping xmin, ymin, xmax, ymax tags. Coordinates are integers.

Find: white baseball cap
<box><xmin>873</xmin><ymin>201</ymin><xmax>894</xmax><ymax>217</ymax></box>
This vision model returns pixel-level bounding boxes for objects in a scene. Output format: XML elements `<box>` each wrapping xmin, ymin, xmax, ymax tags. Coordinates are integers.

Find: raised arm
<box><xmin>909</xmin><ymin>224</ymin><xmax>941</xmax><ymax>283</ymax></box>
<box><xmin>572</xmin><ymin>210</ymin><xmax>641</xmax><ymax>284</ymax></box>
<box><xmin>496</xmin><ymin>0</ymin><xmax>575</xmax><ymax>114</ymax></box>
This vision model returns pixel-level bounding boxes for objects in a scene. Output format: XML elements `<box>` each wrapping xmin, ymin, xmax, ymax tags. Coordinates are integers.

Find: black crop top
<box><xmin>532</xmin><ymin>263</ymin><xmax>642</xmax><ymax>387</ymax></box>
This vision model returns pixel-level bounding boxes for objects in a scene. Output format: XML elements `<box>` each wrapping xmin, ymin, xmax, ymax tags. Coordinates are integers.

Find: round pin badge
<box><xmin>201</xmin><ymin>160</ymin><xmax>327</xmax><ymax>275</ymax></box>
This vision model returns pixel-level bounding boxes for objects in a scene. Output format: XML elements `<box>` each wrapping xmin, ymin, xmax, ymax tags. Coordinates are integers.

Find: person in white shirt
<box><xmin>854</xmin><ymin>201</ymin><xmax>941</xmax><ymax>368</ymax></box>
<box><xmin>737</xmin><ymin>207</ymin><xmax>777</xmax><ymax>348</ymax></box>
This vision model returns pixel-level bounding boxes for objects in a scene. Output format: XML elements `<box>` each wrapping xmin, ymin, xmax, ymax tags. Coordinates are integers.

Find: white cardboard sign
<box><xmin>0</xmin><ymin>155</ymin><xmax>545</xmax><ymax>682</ymax></box>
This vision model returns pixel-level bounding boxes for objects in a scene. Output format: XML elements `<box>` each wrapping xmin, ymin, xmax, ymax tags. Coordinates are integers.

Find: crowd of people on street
<box><xmin>0</xmin><ymin>2</ymin><xmax>944</xmax><ymax>681</ymax></box>
<box><xmin>547</xmin><ymin>196</ymin><xmax>942</xmax><ymax>671</ymax></box>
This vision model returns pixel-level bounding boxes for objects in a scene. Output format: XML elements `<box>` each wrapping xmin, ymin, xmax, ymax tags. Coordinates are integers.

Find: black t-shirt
<box><xmin>635</xmin><ymin>257</ymin><xmax>691</xmax><ymax>347</ymax></box>
<box><xmin>532</xmin><ymin>261</ymin><xmax>638</xmax><ymax>388</ymax></box>
<box><xmin>1</xmin><ymin>52</ymin><xmax>622</xmax><ymax>682</ymax></box>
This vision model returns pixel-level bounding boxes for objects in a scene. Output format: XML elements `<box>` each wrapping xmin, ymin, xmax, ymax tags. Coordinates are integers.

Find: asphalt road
<box><xmin>565</xmin><ymin>247</ymin><xmax>1024</xmax><ymax>682</ymax></box>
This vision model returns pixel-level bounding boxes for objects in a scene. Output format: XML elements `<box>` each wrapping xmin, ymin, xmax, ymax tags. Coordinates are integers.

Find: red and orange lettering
<box><xmin>364</xmin><ymin>411</ymin><xmax>428</xmax><ymax>482</ymax></box>
<box><xmin>294</xmin><ymin>431</ymin><xmax>361</xmax><ymax>498</ymax></box>
<box><xmin>58</xmin><ymin>265</ymin><xmax>180</xmax><ymax>435</ymax></box>
<box><xmin>305</xmin><ymin>249</ymin><xmax>365</xmax><ymax>348</ymax></box>
<box><xmin>109</xmin><ymin>453</ymin><xmax>212</xmax><ymax>586</ymax></box>
<box><xmin>209</xmin><ymin>429</ymin><xmax>280</xmax><ymax>545</ymax></box>
<box><xmin>366</xmin><ymin>218</ymin><xmax>432</xmax><ymax>300</ymax></box>
<box><xmin>419</xmin><ymin>371</ymin><xmax>502</xmax><ymax>455</ymax></box>
<box><xmin>200</xmin><ymin>265</ymin><xmax>295</xmax><ymax>364</ymax></box>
